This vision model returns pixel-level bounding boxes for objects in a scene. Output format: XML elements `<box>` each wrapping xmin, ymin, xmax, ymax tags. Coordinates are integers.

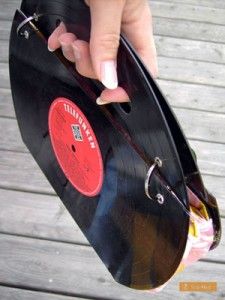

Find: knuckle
<box><xmin>98</xmin><ymin>33</ymin><xmax>120</xmax><ymax>52</ymax></box>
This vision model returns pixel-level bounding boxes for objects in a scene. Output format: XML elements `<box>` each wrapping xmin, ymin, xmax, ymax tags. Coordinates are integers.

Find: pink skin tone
<box><xmin>48</xmin><ymin>0</ymin><xmax>158</xmax><ymax>105</ymax></box>
<box><xmin>48</xmin><ymin>24</ymin><xmax>129</xmax><ymax>103</ymax></box>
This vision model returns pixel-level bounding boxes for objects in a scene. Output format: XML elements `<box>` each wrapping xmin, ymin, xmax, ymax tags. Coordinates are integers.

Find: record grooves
<box><xmin>9</xmin><ymin>0</ymin><xmax>221</xmax><ymax>291</ymax></box>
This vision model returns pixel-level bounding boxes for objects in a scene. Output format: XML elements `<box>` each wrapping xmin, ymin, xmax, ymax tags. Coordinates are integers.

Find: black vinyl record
<box><xmin>9</xmin><ymin>0</ymin><xmax>221</xmax><ymax>290</ymax></box>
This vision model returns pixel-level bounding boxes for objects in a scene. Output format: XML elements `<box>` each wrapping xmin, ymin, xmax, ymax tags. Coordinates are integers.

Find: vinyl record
<box><xmin>9</xmin><ymin>0</ymin><xmax>221</xmax><ymax>290</ymax></box>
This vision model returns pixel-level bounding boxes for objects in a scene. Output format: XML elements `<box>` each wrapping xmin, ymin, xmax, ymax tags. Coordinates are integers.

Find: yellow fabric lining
<box><xmin>189</xmin><ymin>201</ymin><xmax>209</xmax><ymax>238</ymax></box>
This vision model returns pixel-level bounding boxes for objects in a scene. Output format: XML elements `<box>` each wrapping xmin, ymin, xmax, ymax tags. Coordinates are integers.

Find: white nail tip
<box><xmin>100</xmin><ymin>60</ymin><xmax>118</xmax><ymax>90</ymax></box>
<box><xmin>96</xmin><ymin>97</ymin><xmax>110</xmax><ymax>105</ymax></box>
<box><xmin>101</xmin><ymin>79</ymin><xmax>118</xmax><ymax>90</ymax></box>
<box><xmin>48</xmin><ymin>46</ymin><xmax>54</xmax><ymax>52</ymax></box>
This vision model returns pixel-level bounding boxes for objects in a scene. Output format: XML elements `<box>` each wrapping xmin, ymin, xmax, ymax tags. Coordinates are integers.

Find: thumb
<box><xmin>88</xmin><ymin>0</ymin><xmax>126</xmax><ymax>89</ymax></box>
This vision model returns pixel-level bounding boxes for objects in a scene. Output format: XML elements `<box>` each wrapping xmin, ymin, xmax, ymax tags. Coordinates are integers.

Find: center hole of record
<box><xmin>119</xmin><ymin>102</ymin><xmax>132</xmax><ymax>114</ymax></box>
<box><xmin>71</xmin><ymin>145</ymin><xmax>76</xmax><ymax>152</ymax></box>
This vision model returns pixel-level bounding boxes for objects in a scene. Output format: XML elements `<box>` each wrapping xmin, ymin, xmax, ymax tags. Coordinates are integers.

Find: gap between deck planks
<box><xmin>1</xmin><ymin>0</ymin><xmax>225</xmax><ymax>24</ymax></box>
<box><xmin>1</xmin><ymin>117</ymin><xmax>225</xmax><ymax>180</ymax></box>
<box><xmin>2</xmin><ymin>16</ymin><xmax>225</xmax><ymax>43</ymax></box>
<box><xmin>2</xmin><ymin>37</ymin><xmax>225</xmax><ymax>65</ymax></box>
<box><xmin>149</xmin><ymin>1</ymin><xmax>225</xmax><ymax>26</ymax></box>
<box><xmin>0</xmin><ymin>286</ymin><xmax>88</xmax><ymax>300</ymax></box>
<box><xmin>1</xmin><ymin>108</ymin><xmax>225</xmax><ymax>147</ymax></box>
<box><xmin>1</xmin><ymin>1</ymin><xmax>225</xmax><ymax>299</ymax></box>
<box><xmin>0</xmin><ymin>233</ymin><xmax>225</xmax><ymax>300</ymax></box>
<box><xmin>2</xmin><ymin>80</ymin><xmax>225</xmax><ymax>118</ymax></box>
<box><xmin>1</xmin><ymin>56</ymin><xmax>225</xmax><ymax>89</ymax></box>
<box><xmin>153</xmin><ymin>0</ymin><xmax>225</xmax><ymax>10</ymax></box>
<box><xmin>0</xmin><ymin>188</ymin><xmax>224</xmax><ymax>263</ymax></box>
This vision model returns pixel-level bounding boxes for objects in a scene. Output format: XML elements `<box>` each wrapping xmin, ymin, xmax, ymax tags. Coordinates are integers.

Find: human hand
<box><xmin>48</xmin><ymin>0</ymin><xmax>158</xmax><ymax>105</ymax></box>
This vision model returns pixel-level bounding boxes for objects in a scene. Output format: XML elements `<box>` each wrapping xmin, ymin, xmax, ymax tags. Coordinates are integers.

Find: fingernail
<box><xmin>48</xmin><ymin>45</ymin><xmax>54</xmax><ymax>52</ymax></box>
<box><xmin>72</xmin><ymin>45</ymin><xmax>81</xmax><ymax>60</ymax></box>
<box><xmin>100</xmin><ymin>60</ymin><xmax>118</xmax><ymax>90</ymax></box>
<box><xmin>96</xmin><ymin>97</ymin><xmax>110</xmax><ymax>105</ymax></box>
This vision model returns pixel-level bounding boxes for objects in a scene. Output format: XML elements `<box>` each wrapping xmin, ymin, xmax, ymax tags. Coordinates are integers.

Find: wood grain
<box><xmin>0</xmin><ymin>20</ymin><xmax>12</xmax><ymax>40</ymax></box>
<box><xmin>155</xmin><ymin>36</ymin><xmax>225</xmax><ymax>64</ymax></box>
<box><xmin>153</xmin><ymin>0</ymin><xmax>225</xmax><ymax>9</ymax></box>
<box><xmin>158</xmin><ymin>57</ymin><xmax>225</xmax><ymax>87</ymax></box>
<box><xmin>0</xmin><ymin>88</ymin><xmax>15</xmax><ymax>118</ymax></box>
<box><xmin>3</xmin><ymin>34</ymin><xmax>225</xmax><ymax>64</ymax></box>
<box><xmin>0</xmin><ymin>188</ymin><xmax>86</xmax><ymax>245</ymax></box>
<box><xmin>0</xmin><ymin>188</ymin><xmax>224</xmax><ymax>262</ymax></box>
<box><xmin>1</xmin><ymin>80</ymin><xmax>225</xmax><ymax>119</ymax></box>
<box><xmin>158</xmin><ymin>80</ymin><xmax>225</xmax><ymax>114</ymax></box>
<box><xmin>154</xmin><ymin>17</ymin><xmax>225</xmax><ymax>43</ymax></box>
<box><xmin>2</xmin><ymin>57</ymin><xmax>225</xmax><ymax>90</ymax></box>
<box><xmin>1</xmin><ymin>112</ymin><xmax>225</xmax><ymax>175</ymax></box>
<box><xmin>0</xmin><ymin>150</ymin><xmax>55</xmax><ymax>194</ymax></box>
<box><xmin>0</xmin><ymin>0</ymin><xmax>19</xmax><ymax>21</ymax></box>
<box><xmin>0</xmin><ymin>234</ymin><xmax>224</xmax><ymax>300</ymax></box>
<box><xmin>1</xmin><ymin>1</ymin><xmax>225</xmax><ymax>299</ymax></box>
<box><xmin>0</xmin><ymin>286</ymin><xmax>87</xmax><ymax>300</ymax></box>
<box><xmin>150</xmin><ymin>1</ymin><xmax>225</xmax><ymax>25</ymax></box>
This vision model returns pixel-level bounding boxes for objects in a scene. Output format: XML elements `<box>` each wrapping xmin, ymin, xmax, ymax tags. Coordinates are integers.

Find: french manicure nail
<box><xmin>48</xmin><ymin>45</ymin><xmax>54</xmax><ymax>52</ymax></box>
<box><xmin>100</xmin><ymin>60</ymin><xmax>118</xmax><ymax>90</ymax></box>
<box><xmin>96</xmin><ymin>97</ymin><xmax>110</xmax><ymax>105</ymax></box>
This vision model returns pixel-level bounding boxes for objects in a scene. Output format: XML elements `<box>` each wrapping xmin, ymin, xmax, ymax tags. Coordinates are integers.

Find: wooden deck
<box><xmin>0</xmin><ymin>0</ymin><xmax>225</xmax><ymax>299</ymax></box>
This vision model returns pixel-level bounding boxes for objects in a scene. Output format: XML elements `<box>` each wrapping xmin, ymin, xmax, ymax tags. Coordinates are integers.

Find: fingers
<box><xmin>48</xmin><ymin>22</ymin><xmax>67</xmax><ymax>51</ymax></box>
<box><xmin>47</xmin><ymin>3</ymin><xmax>130</xmax><ymax>104</ymax></box>
<box><xmin>88</xmin><ymin>0</ymin><xmax>126</xmax><ymax>89</ymax></box>
<box><xmin>72</xmin><ymin>40</ymin><xmax>97</xmax><ymax>79</ymax></box>
<box><xmin>97</xmin><ymin>87</ymin><xmax>130</xmax><ymax>105</ymax></box>
<box><xmin>58</xmin><ymin>33</ymin><xmax>77</xmax><ymax>62</ymax></box>
<box><xmin>122</xmin><ymin>0</ymin><xmax>158</xmax><ymax>78</ymax></box>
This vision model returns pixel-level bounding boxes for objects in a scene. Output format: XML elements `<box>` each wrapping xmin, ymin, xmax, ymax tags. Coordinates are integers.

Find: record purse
<box><xmin>9</xmin><ymin>0</ymin><xmax>221</xmax><ymax>291</ymax></box>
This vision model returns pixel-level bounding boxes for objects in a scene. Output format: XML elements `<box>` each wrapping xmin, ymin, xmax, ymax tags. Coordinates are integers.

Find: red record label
<box><xmin>48</xmin><ymin>97</ymin><xmax>103</xmax><ymax>196</ymax></box>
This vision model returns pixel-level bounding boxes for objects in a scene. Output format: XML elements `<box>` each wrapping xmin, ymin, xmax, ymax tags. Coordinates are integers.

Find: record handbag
<box><xmin>9</xmin><ymin>0</ymin><xmax>221</xmax><ymax>291</ymax></box>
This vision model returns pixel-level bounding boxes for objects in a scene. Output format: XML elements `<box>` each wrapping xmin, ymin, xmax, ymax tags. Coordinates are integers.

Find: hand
<box><xmin>48</xmin><ymin>0</ymin><xmax>158</xmax><ymax>105</ymax></box>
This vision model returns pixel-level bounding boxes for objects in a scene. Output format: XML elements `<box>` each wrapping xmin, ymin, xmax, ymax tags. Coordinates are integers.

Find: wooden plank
<box><xmin>0</xmin><ymin>188</ymin><xmax>224</xmax><ymax>261</ymax></box>
<box><xmin>0</xmin><ymin>20</ymin><xmax>12</xmax><ymax>40</ymax></box>
<box><xmin>158</xmin><ymin>57</ymin><xmax>225</xmax><ymax>88</ymax></box>
<box><xmin>0</xmin><ymin>189</ymin><xmax>87</xmax><ymax>245</ymax></box>
<box><xmin>154</xmin><ymin>17</ymin><xmax>225</xmax><ymax>43</ymax></box>
<box><xmin>0</xmin><ymin>0</ymin><xmax>20</xmax><ymax>21</ymax></box>
<box><xmin>0</xmin><ymin>118</ymin><xmax>28</xmax><ymax>152</ymax></box>
<box><xmin>0</xmin><ymin>88</ymin><xmax>15</xmax><ymax>118</ymax></box>
<box><xmin>174</xmin><ymin>107</ymin><xmax>225</xmax><ymax>143</ymax></box>
<box><xmin>189</xmin><ymin>140</ymin><xmax>225</xmax><ymax>177</ymax></box>
<box><xmin>151</xmin><ymin>1</ymin><xmax>225</xmax><ymax>25</ymax></box>
<box><xmin>2</xmin><ymin>36</ymin><xmax>225</xmax><ymax>64</ymax></box>
<box><xmin>2</xmin><ymin>56</ymin><xmax>224</xmax><ymax>90</ymax></box>
<box><xmin>158</xmin><ymin>80</ymin><xmax>225</xmax><ymax>114</ymax></box>
<box><xmin>1</xmin><ymin>106</ymin><xmax>225</xmax><ymax>152</ymax></box>
<box><xmin>0</xmin><ymin>149</ymin><xmax>224</xmax><ymax>209</ymax></box>
<box><xmin>0</xmin><ymin>40</ymin><xmax>9</xmax><ymax>63</ymax></box>
<box><xmin>0</xmin><ymin>234</ymin><xmax>224</xmax><ymax>300</ymax></box>
<box><xmin>0</xmin><ymin>117</ymin><xmax>225</xmax><ymax>176</ymax></box>
<box><xmin>1</xmin><ymin>80</ymin><xmax>225</xmax><ymax>119</ymax></box>
<box><xmin>1</xmin><ymin>6</ymin><xmax>225</xmax><ymax>44</ymax></box>
<box><xmin>0</xmin><ymin>286</ymin><xmax>87</xmax><ymax>300</ymax></box>
<box><xmin>152</xmin><ymin>0</ymin><xmax>225</xmax><ymax>9</ymax></box>
<box><xmin>2</xmin><ymin>0</ymin><xmax>225</xmax><ymax>23</ymax></box>
<box><xmin>202</xmin><ymin>175</ymin><xmax>225</xmax><ymax>211</ymax></box>
<box><xmin>0</xmin><ymin>63</ymin><xmax>10</xmax><ymax>89</ymax></box>
<box><xmin>155</xmin><ymin>36</ymin><xmax>225</xmax><ymax>64</ymax></box>
<box><xmin>0</xmin><ymin>150</ymin><xmax>55</xmax><ymax>194</ymax></box>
